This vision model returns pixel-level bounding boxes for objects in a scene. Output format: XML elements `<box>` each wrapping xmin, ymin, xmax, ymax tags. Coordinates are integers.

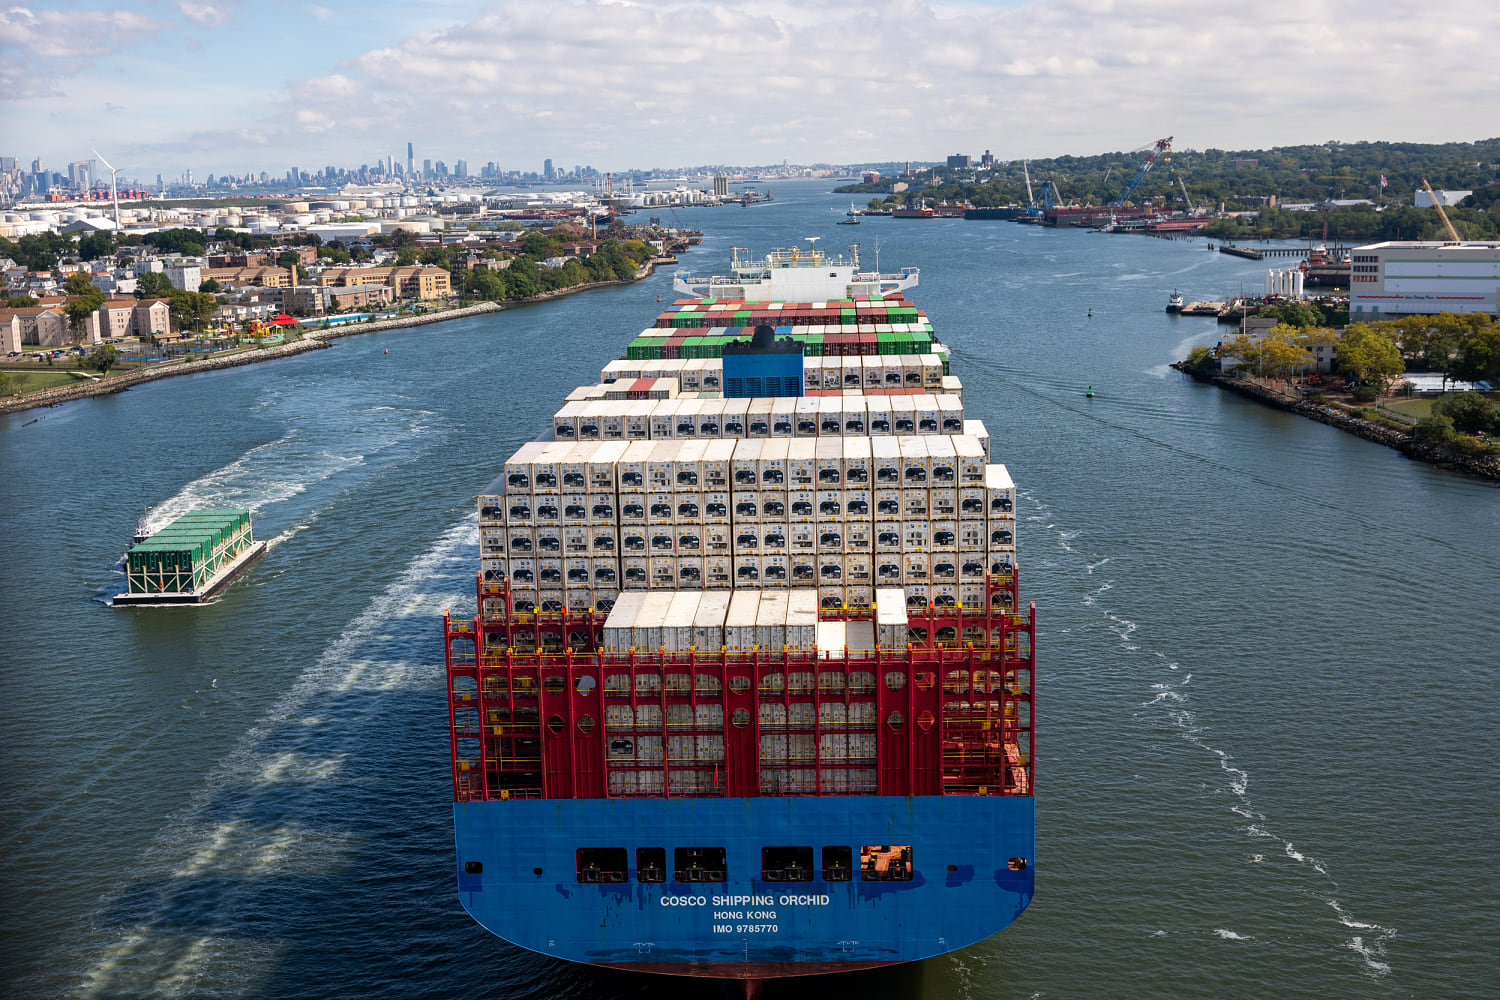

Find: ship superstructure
<box><xmin>444</xmin><ymin>246</ymin><xmax>1035</xmax><ymax>982</ymax></box>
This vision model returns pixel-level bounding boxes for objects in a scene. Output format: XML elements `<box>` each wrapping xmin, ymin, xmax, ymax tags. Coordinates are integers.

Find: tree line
<box><xmin>836</xmin><ymin>138</ymin><xmax>1500</xmax><ymax>239</ymax></box>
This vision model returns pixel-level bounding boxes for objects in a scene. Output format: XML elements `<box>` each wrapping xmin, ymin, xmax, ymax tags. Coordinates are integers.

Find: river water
<box><xmin>3</xmin><ymin>180</ymin><xmax>1496</xmax><ymax>999</ymax></box>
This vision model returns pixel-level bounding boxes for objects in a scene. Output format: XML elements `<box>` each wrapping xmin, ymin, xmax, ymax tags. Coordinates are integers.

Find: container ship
<box><xmin>443</xmin><ymin>243</ymin><xmax>1035</xmax><ymax>986</ymax></box>
<box><xmin>115</xmin><ymin>509</ymin><xmax>266</xmax><ymax>605</ymax></box>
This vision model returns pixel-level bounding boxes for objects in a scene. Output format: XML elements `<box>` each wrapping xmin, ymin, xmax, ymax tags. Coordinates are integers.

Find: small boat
<box><xmin>1166</xmin><ymin>290</ymin><xmax>1184</xmax><ymax>313</ymax></box>
<box><xmin>837</xmin><ymin>216</ymin><xmax>861</xmax><ymax>225</ymax></box>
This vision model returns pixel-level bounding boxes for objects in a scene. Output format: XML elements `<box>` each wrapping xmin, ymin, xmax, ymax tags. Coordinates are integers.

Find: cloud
<box><xmin>26</xmin><ymin>0</ymin><xmax>1500</xmax><ymax>172</ymax></box>
<box><xmin>0</xmin><ymin>6</ymin><xmax>173</xmax><ymax>97</ymax></box>
<box><xmin>178</xmin><ymin>2</ymin><xmax>238</xmax><ymax>27</ymax></box>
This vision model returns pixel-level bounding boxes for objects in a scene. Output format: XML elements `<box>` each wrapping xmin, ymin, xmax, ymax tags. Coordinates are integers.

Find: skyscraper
<box><xmin>544</xmin><ymin>158</ymin><xmax>554</xmax><ymax>181</ymax></box>
<box><xmin>407</xmin><ymin>142</ymin><xmax>415</xmax><ymax>178</ymax></box>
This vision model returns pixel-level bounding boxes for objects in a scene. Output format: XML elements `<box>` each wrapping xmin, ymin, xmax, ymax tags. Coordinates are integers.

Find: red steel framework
<box><xmin>444</xmin><ymin>574</ymin><xmax>1034</xmax><ymax>804</ymax></box>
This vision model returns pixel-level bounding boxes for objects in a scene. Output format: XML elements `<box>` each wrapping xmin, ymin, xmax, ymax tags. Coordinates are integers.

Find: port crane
<box><xmin>1175</xmin><ymin>170</ymin><xmax>1197</xmax><ymax>215</ymax></box>
<box><xmin>1110</xmin><ymin>136</ymin><xmax>1173</xmax><ymax>208</ymax></box>
<box><xmin>1421</xmin><ymin>178</ymin><xmax>1463</xmax><ymax>242</ymax></box>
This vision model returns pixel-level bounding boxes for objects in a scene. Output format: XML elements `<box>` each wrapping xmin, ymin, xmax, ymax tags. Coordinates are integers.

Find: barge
<box><xmin>115</xmin><ymin>509</ymin><xmax>266</xmax><ymax>605</ymax></box>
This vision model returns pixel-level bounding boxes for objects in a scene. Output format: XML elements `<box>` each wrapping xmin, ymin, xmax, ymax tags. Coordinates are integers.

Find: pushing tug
<box><xmin>443</xmin><ymin>244</ymin><xmax>1035</xmax><ymax>984</ymax></box>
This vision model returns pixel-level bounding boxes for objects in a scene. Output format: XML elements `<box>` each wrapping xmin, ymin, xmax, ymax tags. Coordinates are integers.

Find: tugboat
<box><xmin>1166</xmin><ymin>290</ymin><xmax>1184</xmax><ymax>313</ymax></box>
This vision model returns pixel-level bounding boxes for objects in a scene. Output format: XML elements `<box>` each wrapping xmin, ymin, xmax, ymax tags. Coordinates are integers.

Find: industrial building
<box><xmin>1348</xmin><ymin>241</ymin><xmax>1500</xmax><ymax>320</ymax></box>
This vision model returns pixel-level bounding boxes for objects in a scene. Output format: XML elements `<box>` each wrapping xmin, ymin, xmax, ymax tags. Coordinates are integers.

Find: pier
<box><xmin>1219</xmin><ymin>244</ymin><xmax>1348</xmax><ymax>260</ymax></box>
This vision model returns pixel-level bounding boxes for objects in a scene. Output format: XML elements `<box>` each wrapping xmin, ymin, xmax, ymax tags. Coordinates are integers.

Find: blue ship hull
<box><xmin>453</xmin><ymin>795</ymin><xmax>1034</xmax><ymax>979</ymax></box>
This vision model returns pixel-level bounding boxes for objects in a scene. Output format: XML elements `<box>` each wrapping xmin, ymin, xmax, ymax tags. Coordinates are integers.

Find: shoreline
<box><xmin>1</xmin><ymin>262</ymin><xmax>667</xmax><ymax>416</ymax></box>
<box><xmin>1171</xmin><ymin>362</ymin><xmax>1500</xmax><ymax>482</ymax></box>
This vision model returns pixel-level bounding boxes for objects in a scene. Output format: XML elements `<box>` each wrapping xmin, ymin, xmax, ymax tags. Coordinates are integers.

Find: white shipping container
<box><xmin>771</xmin><ymin>397</ymin><xmax>796</xmax><ymax>436</ymax></box>
<box><xmin>899</xmin><ymin>435</ymin><xmax>931</xmax><ymax>485</ymax></box>
<box><xmin>931</xmin><ymin>487</ymin><xmax>957</xmax><ymax>518</ymax></box>
<box><xmin>618</xmin><ymin>439</ymin><xmax>653</xmax><ymax>490</ymax></box>
<box><xmin>920</xmin><ymin>354</ymin><xmax>944</xmax><ymax>388</ymax></box>
<box><xmin>648</xmin><ymin>399</ymin><xmax>676</xmax><ymax>440</ymax></box>
<box><xmin>759</xmin><ymin>436</ymin><xmax>789</xmax><ymax>487</ymax></box>
<box><xmin>930</xmin><ymin>554</ymin><xmax>958</xmax><ymax>585</ymax></box>
<box><xmin>790</xmin><ymin>551</ymin><xmax>817</xmax><ymax>585</ymax></box>
<box><xmin>623</xmin><ymin>400</ymin><xmax>652</xmax><ymax>440</ymax></box>
<box><xmin>842</xmin><ymin>396</ymin><xmax>868</xmax><ymax>434</ymax></box>
<box><xmin>845</xmin><ymin>522</ymin><xmax>872</xmax><ymax>552</ymax></box>
<box><xmin>693</xmin><ymin>590</ymin><xmax>731</xmax><ymax>649</ymax></box>
<box><xmin>621</xmin><ymin>524</ymin><xmax>651</xmax><ymax>554</ymax></box>
<box><xmin>731</xmin><ymin>438</ymin><xmax>763</xmax><ymax>487</ymax></box>
<box><xmin>761</xmin><ymin>553</ymin><xmax>789</xmax><ymax>588</ymax></box>
<box><xmin>818</xmin><ymin>395</ymin><xmax>843</xmax><ymax>435</ymax></box>
<box><xmin>703</xmin><ymin>438</ymin><xmax>736</xmax><ymax>489</ymax></box>
<box><xmin>705</xmin><ymin>554</ymin><xmax>732</xmax><ymax>588</ymax></box>
<box><xmin>757</xmin><ymin>590</ymin><xmax>789</xmax><ymax>648</ymax></box>
<box><xmin>963</xmin><ymin>419</ymin><xmax>990</xmax><ymax>459</ymax></box>
<box><xmin>602</xmin><ymin>590</ymin><xmax>645</xmax><ymax>653</ymax></box>
<box><xmin>867</xmin><ymin>398</ymin><xmax>894</xmax><ymax>435</ymax></box>
<box><xmin>872</xmin><ymin>436</ymin><xmax>901</xmax><ymax>485</ymax></box>
<box><xmin>845</xmin><ymin>585</ymin><xmax>873</xmax><ymax>610</ymax></box>
<box><xmin>663</xmin><ymin>591</ymin><xmax>702</xmax><ymax>652</ymax></box>
<box><xmin>734</xmin><ymin>553</ymin><xmax>761</xmax><ymax>585</ymax></box>
<box><xmin>747</xmin><ymin>398</ymin><xmax>773</xmax><ymax>437</ymax></box>
<box><xmin>794</xmin><ymin>397</ymin><xmax>820</xmax><ymax>437</ymax></box>
<box><xmin>843</xmin><ymin>435</ymin><xmax>872</xmax><ymax>485</ymax></box>
<box><xmin>725</xmin><ymin>590</ymin><xmax>761</xmax><ymax>649</ymax></box>
<box><xmin>787</xmin><ymin>588</ymin><xmax>818</xmax><ymax>650</ymax></box>
<box><xmin>902</xmin><ymin>488</ymin><xmax>929</xmax><ymax>518</ymax></box>
<box><xmin>591</xmin><ymin>556</ymin><xmax>620</xmax><ymax>589</ymax></box>
<box><xmin>722</xmin><ymin>397</ymin><xmax>750</xmax><ymax>438</ymax></box>
<box><xmin>621</xmin><ymin>555</ymin><xmax>649</xmax><ymax>588</ymax></box>
<box><xmin>788</xmin><ymin>438</ymin><xmax>817</xmax><ymax>487</ymax></box>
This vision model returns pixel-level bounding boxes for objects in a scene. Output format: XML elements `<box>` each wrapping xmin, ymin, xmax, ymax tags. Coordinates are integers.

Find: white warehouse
<box><xmin>1348</xmin><ymin>241</ymin><xmax>1500</xmax><ymax>320</ymax></box>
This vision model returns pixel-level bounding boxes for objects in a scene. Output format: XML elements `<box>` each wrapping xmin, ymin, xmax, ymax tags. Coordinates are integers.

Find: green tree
<box><xmin>0</xmin><ymin>369</ymin><xmax>12</xmax><ymax>395</ymax></box>
<box><xmin>394</xmin><ymin>246</ymin><xmax>418</xmax><ymax>266</ymax></box>
<box><xmin>77</xmin><ymin>232</ymin><xmax>116</xmax><ymax>261</ymax></box>
<box><xmin>1452</xmin><ymin>326</ymin><xmax>1500</xmax><ymax>384</ymax></box>
<box><xmin>64</xmin><ymin>272</ymin><xmax>96</xmax><ymax>296</ymax></box>
<box><xmin>65</xmin><ymin>287</ymin><xmax>105</xmax><ymax>341</ymax></box>
<box><xmin>134</xmin><ymin>271</ymin><xmax>173</xmax><ymax>299</ymax></box>
<box><xmin>276</xmin><ymin>250</ymin><xmax>301</xmax><ymax>271</ymax></box>
<box><xmin>1258</xmin><ymin>301</ymin><xmax>1324</xmax><ymax>329</ymax></box>
<box><xmin>145</xmin><ymin>228</ymin><xmax>208</xmax><ymax>257</ymax></box>
<box><xmin>167</xmin><ymin>289</ymin><xmax>217</xmax><ymax>333</ymax></box>
<box><xmin>199</xmin><ymin>278</ymin><xmax>222</xmax><ymax>293</ymax></box>
<box><xmin>5</xmin><ymin>295</ymin><xmax>39</xmax><ymax>308</ymax></box>
<box><xmin>84</xmin><ymin>344</ymin><xmax>120</xmax><ymax>374</ymax></box>
<box><xmin>1431</xmin><ymin>392</ymin><xmax>1500</xmax><ymax>435</ymax></box>
<box><xmin>1413</xmin><ymin>414</ymin><xmax>1456</xmax><ymax>443</ymax></box>
<box><xmin>1336</xmin><ymin>323</ymin><xmax>1404</xmax><ymax>390</ymax></box>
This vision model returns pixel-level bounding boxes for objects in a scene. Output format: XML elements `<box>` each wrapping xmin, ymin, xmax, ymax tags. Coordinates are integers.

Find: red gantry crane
<box><xmin>1110</xmin><ymin>136</ymin><xmax>1173</xmax><ymax>209</ymax></box>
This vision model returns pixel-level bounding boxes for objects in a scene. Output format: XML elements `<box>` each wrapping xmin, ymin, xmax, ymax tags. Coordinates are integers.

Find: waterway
<box><xmin>2</xmin><ymin>180</ymin><xmax>1496</xmax><ymax>999</ymax></box>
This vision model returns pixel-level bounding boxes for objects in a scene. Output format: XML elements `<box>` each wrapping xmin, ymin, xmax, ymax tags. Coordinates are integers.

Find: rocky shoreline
<box><xmin>1172</xmin><ymin>362</ymin><xmax>1500</xmax><ymax>482</ymax></box>
<box><xmin>1</xmin><ymin>262</ymin><xmax>665</xmax><ymax>416</ymax></box>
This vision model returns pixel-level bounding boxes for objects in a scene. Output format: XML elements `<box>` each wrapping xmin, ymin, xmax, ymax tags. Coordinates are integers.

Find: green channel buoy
<box><xmin>1086</xmin><ymin>385</ymin><xmax>1095</xmax><ymax>398</ymax></box>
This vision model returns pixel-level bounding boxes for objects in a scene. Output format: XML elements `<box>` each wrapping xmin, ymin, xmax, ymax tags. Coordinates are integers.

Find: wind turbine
<box><xmin>91</xmin><ymin>147</ymin><xmax>121</xmax><ymax>232</ymax></box>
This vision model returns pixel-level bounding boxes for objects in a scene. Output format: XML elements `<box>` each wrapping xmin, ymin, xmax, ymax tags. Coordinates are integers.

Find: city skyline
<box><xmin>3</xmin><ymin>0</ymin><xmax>1499</xmax><ymax>179</ymax></box>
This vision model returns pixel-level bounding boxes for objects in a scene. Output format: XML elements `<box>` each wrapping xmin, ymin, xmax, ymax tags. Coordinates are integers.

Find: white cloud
<box><xmin>0</xmin><ymin>6</ymin><xmax>171</xmax><ymax>96</ymax></box>
<box><xmin>17</xmin><ymin>0</ymin><xmax>1500</xmax><ymax>172</ymax></box>
<box><xmin>178</xmin><ymin>2</ymin><xmax>238</xmax><ymax>27</ymax></box>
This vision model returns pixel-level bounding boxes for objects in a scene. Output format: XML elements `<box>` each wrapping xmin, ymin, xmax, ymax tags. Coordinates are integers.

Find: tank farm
<box><xmin>443</xmin><ymin>246</ymin><xmax>1035</xmax><ymax>986</ymax></box>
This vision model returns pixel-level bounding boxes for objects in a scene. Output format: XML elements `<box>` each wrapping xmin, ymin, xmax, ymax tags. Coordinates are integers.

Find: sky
<box><xmin>3</xmin><ymin>0</ymin><xmax>1499</xmax><ymax>182</ymax></box>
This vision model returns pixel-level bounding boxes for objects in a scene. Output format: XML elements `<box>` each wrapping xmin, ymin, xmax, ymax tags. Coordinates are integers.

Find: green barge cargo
<box><xmin>115</xmin><ymin>508</ymin><xmax>267</xmax><ymax>605</ymax></box>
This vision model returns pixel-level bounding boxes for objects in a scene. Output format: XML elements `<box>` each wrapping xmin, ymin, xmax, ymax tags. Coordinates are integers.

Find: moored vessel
<box><xmin>444</xmin><ymin>243</ymin><xmax>1035</xmax><ymax>985</ymax></box>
